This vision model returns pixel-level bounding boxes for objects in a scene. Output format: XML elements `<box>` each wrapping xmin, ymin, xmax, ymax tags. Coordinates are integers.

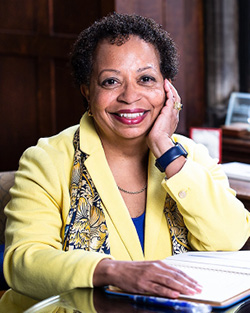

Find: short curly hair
<box><xmin>70</xmin><ymin>12</ymin><xmax>179</xmax><ymax>88</ymax></box>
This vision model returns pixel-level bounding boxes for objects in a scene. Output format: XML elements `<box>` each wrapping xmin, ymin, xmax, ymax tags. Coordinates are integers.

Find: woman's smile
<box><xmin>111</xmin><ymin>109</ymin><xmax>149</xmax><ymax>125</ymax></box>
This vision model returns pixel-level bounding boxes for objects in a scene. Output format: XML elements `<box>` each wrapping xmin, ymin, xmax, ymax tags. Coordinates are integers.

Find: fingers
<box><xmin>162</xmin><ymin>79</ymin><xmax>181</xmax><ymax>119</ymax></box>
<box><xmin>157</xmin><ymin>79</ymin><xmax>181</xmax><ymax>136</ymax></box>
<box><xmin>108</xmin><ymin>260</ymin><xmax>202</xmax><ymax>300</ymax></box>
<box><xmin>139</xmin><ymin>261</ymin><xmax>202</xmax><ymax>298</ymax></box>
<box><xmin>164</xmin><ymin>79</ymin><xmax>182</xmax><ymax>107</ymax></box>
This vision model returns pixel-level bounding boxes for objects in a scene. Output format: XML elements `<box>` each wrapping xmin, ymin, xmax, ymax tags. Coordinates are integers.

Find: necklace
<box><xmin>118</xmin><ymin>184</ymin><xmax>147</xmax><ymax>195</ymax></box>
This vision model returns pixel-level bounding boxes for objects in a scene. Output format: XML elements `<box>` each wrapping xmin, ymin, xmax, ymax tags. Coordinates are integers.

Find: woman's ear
<box><xmin>80</xmin><ymin>85</ymin><xmax>90</xmax><ymax>102</ymax></box>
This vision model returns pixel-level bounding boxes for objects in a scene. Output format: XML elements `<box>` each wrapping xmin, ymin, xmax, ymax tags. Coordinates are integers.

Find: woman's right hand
<box><xmin>93</xmin><ymin>259</ymin><xmax>202</xmax><ymax>298</ymax></box>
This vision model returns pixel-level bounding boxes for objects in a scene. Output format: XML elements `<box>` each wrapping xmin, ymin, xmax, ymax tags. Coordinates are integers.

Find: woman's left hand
<box><xmin>146</xmin><ymin>79</ymin><xmax>182</xmax><ymax>159</ymax></box>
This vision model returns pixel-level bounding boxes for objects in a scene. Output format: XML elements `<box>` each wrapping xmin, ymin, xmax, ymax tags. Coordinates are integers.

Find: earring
<box><xmin>87</xmin><ymin>109</ymin><xmax>93</xmax><ymax>117</ymax></box>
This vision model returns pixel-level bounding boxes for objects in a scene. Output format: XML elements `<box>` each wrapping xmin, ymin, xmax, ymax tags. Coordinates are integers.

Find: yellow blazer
<box><xmin>4</xmin><ymin>113</ymin><xmax>250</xmax><ymax>299</ymax></box>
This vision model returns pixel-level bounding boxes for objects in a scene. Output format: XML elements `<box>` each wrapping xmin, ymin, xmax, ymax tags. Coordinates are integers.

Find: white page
<box><xmin>165</xmin><ymin>251</ymin><xmax>250</xmax><ymax>272</ymax></box>
<box><xmin>166</xmin><ymin>263</ymin><xmax>250</xmax><ymax>302</ymax></box>
<box><xmin>164</xmin><ymin>251</ymin><xmax>250</xmax><ymax>304</ymax></box>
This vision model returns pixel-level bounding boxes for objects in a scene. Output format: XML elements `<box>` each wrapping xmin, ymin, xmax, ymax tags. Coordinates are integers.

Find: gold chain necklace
<box><xmin>118</xmin><ymin>184</ymin><xmax>147</xmax><ymax>195</ymax></box>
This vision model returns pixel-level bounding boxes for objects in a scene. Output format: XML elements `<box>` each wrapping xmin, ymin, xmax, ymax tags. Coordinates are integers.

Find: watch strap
<box><xmin>155</xmin><ymin>143</ymin><xmax>188</xmax><ymax>172</ymax></box>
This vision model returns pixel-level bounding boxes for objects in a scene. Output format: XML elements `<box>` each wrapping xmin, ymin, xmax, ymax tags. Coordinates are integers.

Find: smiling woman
<box><xmin>81</xmin><ymin>36</ymin><xmax>166</xmax><ymax>141</ymax></box>
<box><xmin>3</xmin><ymin>12</ymin><xmax>250</xmax><ymax>300</ymax></box>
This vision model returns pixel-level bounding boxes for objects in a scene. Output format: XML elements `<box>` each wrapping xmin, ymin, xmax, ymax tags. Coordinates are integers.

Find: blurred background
<box><xmin>0</xmin><ymin>0</ymin><xmax>249</xmax><ymax>171</ymax></box>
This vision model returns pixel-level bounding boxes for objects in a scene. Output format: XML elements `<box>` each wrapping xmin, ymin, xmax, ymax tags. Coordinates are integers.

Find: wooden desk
<box><xmin>229</xmin><ymin>178</ymin><xmax>250</xmax><ymax>211</ymax></box>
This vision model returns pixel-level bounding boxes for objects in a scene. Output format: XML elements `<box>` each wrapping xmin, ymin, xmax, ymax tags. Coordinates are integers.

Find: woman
<box><xmin>4</xmin><ymin>13</ymin><xmax>250</xmax><ymax>300</ymax></box>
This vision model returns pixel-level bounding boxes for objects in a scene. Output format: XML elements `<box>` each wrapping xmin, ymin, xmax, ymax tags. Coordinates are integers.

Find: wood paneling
<box><xmin>54</xmin><ymin>58</ymin><xmax>85</xmax><ymax>132</ymax></box>
<box><xmin>116</xmin><ymin>0</ymin><xmax>164</xmax><ymax>24</ymax></box>
<box><xmin>53</xmin><ymin>0</ymin><xmax>103</xmax><ymax>34</ymax></box>
<box><xmin>0</xmin><ymin>0</ymin><xmax>113</xmax><ymax>171</ymax></box>
<box><xmin>0</xmin><ymin>0</ymin><xmax>205</xmax><ymax>171</ymax></box>
<box><xmin>0</xmin><ymin>56</ymin><xmax>38</xmax><ymax>168</ymax></box>
<box><xmin>0</xmin><ymin>0</ymin><xmax>36</xmax><ymax>31</ymax></box>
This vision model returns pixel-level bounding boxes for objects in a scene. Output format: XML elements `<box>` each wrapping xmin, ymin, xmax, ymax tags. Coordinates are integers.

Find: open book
<box><xmin>163</xmin><ymin>251</ymin><xmax>250</xmax><ymax>308</ymax></box>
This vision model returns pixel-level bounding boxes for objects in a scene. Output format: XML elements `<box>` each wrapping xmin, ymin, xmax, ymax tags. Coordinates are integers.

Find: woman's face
<box><xmin>82</xmin><ymin>35</ymin><xmax>165</xmax><ymax>141</ymax></box>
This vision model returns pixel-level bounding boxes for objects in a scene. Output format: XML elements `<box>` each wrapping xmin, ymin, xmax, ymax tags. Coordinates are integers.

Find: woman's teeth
<box><xmin>118</xmin><ymin>112</ymin><xmax>144</xmax><ymax>119</ymax></box>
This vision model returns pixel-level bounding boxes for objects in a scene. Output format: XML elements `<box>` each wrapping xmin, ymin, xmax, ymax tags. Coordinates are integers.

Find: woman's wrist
<box><xmin>155</xmin><ymin>143</ymin><xmax>188</xmax><ymax>173</ymax></box>
<box><xmin>164</xmin><ymin>156</ymin><xmax>187</xmax><ymax>178</ymax></box>
<box><xmin>149</xmin><ymin>135</ymin><xmax>175</xmax><ymax>159</ymax></box>
<box><xmin>93</xmin><ymin>258</ymin><xmax>117</xmax><ymax>287</ymax></box>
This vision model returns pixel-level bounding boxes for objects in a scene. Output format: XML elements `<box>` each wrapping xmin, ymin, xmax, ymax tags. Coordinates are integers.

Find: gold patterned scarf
<box><xmin>164</xmin><ymin>195</ymin><xmax>191</xmax><ymax>253</ymax></box>
<box><xmin>63</xmin><ymin>128</ymin><xmax>110</xmax><ymax>253</ymax></box>
<box><xmin>63</xmin><ymin>127</ymin><xmax>190</xmax><ymax>255</ymax></box>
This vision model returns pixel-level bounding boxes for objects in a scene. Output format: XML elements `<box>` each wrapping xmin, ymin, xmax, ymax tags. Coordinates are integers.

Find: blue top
<box><xmin>132</xmin><ymin>211</ymin><xmax>145</xmax><ymax>253</ymax></box>
<box><xmin>0</xmin><ymin>244</ymin><xmax>8</xmax><ymax>289</ymax></box>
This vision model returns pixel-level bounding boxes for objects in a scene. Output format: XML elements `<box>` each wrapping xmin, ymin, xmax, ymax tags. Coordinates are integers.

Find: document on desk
<box><xmin>221</xmin><ymin>162</ymin><xmax>250</xmax><ymax>181</ymax></box>
<box><xmin>164</xmin><ymin>251</ymin><xmax>250</xmax><ymax>308</ymax></box>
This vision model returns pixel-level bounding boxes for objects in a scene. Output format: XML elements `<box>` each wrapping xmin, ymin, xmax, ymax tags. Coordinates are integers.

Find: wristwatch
<box><xmin>155</xmin><ymin>143</ymin><xmax>188</xmax><ymax>172</ymax></box>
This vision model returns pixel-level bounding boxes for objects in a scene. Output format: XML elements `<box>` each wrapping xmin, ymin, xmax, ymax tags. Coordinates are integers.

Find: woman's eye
<box><xmin>102</xmin><ymin>78</ymin><xmax>118</xmax><ymax>87</ymax></box>
<box><xmin>140</xmin><ymin>76</ymin><xmax>156</xmax><ymax>83</ymax></box>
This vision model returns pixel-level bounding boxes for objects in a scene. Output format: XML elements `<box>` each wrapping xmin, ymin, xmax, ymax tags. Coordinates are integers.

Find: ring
<box><xmin>174</xmin><ymin>101</ymin><xmax>183</xmax><ymax>111</ymax></box>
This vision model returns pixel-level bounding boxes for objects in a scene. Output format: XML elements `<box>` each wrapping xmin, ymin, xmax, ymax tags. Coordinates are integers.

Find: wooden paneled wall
<box><xmin>0</xmin><ymin>0</ymin><xmax>204</xmax><ymax>171</ymax></box>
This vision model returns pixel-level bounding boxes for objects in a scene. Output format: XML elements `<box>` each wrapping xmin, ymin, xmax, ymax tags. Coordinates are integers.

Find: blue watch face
<box><xmin>155</xmin><ymin>143</ymin><xmax>188</xmax><ymax>172</ymax></box>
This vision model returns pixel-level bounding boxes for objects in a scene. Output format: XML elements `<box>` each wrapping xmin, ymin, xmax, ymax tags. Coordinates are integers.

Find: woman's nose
<box><xmin>117</xmin><ymin>83</ymin><xmax>141</xmax><ymax>104</ymax></box>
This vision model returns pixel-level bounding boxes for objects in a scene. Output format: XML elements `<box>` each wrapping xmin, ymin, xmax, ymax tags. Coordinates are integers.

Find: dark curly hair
<box><xmin>70</xmin><ymin>12</ymin><xmax>179</xmax><ymax>89</ymax></box>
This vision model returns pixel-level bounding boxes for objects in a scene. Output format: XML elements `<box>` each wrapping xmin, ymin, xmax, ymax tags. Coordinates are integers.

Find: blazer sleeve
<box><xmin>162</xmin><ymin>136</ymin><xmax>250</xmax><ymax>251</ymax></box>
<box><xmin>4</xmin><ymin>136</ymin><xmax>113</xmax><ymax>300</ymax></box>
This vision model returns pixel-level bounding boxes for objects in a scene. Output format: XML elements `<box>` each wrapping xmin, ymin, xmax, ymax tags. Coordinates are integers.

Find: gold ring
<box><xmin>174</xmin><ymin>101</ymin><xmax>183</xmax><ymax>111</ymax></box>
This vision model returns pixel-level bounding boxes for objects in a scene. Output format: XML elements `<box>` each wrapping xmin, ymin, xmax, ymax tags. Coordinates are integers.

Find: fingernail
<box><xmin>171</xmin><ymin>291</ymin><xmax>180</xmax><ymax>298</ymax></box>
<box><xmin>187</xmin><ymin>287</ymin><xmax>199</xmax><ymax>295</ymax></box>
<box><xmin>196</xmin><ymin>285</ymin><xmax>203</xmax><ymax>293</ymax></box>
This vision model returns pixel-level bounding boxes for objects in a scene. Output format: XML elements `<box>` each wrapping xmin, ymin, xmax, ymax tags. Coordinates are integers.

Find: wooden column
<box><xmin>203</xmin><ymin>0</ymin><xmax>239</xmax><ymax>127</ymax></box>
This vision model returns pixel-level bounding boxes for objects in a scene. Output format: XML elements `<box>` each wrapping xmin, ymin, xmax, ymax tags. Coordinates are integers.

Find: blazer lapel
<box><xmin>79</xmin><ymin>114</ymin><xmax>144</xmax><ymax>261</ymax></box>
